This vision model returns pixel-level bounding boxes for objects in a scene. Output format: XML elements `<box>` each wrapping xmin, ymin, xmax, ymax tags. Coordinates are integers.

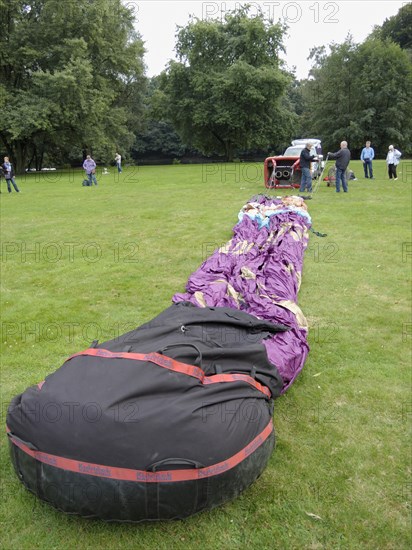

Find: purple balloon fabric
<box><xmin>173</xmin><ymin>195</ymin><xmax>311</xmax><ymax>394</ymax></box>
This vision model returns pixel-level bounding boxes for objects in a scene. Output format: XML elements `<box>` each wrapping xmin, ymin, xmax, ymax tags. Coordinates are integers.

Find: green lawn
<box><xmin>1</xmin><ymin>159</ymin><xmax>411</xmax><ymax>549</ymax></box>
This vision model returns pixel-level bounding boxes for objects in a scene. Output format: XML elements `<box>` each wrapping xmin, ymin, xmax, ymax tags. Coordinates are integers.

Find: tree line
<box><xmin>1</xmin><ymin>1</ymin><xmax>411</xmax><ymax>172</ymax></box>
<box><xmin>0</xmin><ymin>0</ymin><xmax>145</xmax><ymax>173</ymax></box>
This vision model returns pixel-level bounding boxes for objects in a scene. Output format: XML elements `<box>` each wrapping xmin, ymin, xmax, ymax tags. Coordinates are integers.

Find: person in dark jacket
<box><xmin>299</xmin><ymin>142</ymin><xmax>317</xmax><ymax>193</ymax></box>
<box><xmin>328</xmin><ymin>141</ymin><xmax>351</xmax><ymax>193</ymax></box>
<box><xmin>2</xmin><ymin>157</ymin><xmax>20</xmax><ymax>193</ymax></box>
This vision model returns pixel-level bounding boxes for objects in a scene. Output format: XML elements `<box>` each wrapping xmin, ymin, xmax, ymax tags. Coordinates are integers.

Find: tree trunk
<box><xmin>14</xmin><ymin>141</ymin><xmax>29</xmax><ymax>174</ymax></box>
<box><xmin>225</xmin><ymin>141</ymin><xmax>234</xmax><ymax>162</ymax></box>
<box><xmin>38</xmin><ymin>150</ymin><xmax>44</xmax><ymax>171</ymax></box>
<box><xmin>210</xmin><ymin>130</ymin><xmax>236</xmax><ymax>161</ymax></box>
<box><xmin>34</xmin><ymin>144</ymin><xmax>45</xmax><ymax>171</ymax></box>
<box><xmin>0</xmin><ymin>133</ymin><xmax>14</xmax><ymax>166</ymax></box>
<box><xmin>27</xmin><ymin>146</ymin><xmax>36</xmax><ymax>170</ymax></box>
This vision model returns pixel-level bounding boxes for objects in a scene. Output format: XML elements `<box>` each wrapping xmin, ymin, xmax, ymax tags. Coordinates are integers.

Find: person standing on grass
<box><xmin>328</xmin><ymin>141</ymin><xmax>351</xmax><ymax>193</ymax></box>
<box><xmin>2</xmin><ymin>157</ymin><xmax>20</xmax><ymax>193</ymax></box>
<box><xmin>115</xmin><ymin>152</ymin><xmax>122</xmax><ymax>173</ymax></box>
<box><xmin>83</xmin><ymin>155</ymin><xmax>98</xmax><ymax>186</ymax></box>
<box><xmin>360</xmin><ymin>140</ymin><xmax>375</xmax><ymax>179</ymax></box>
<box><xmin>299</xmin><ymin>142</ymin><xmax>318</xmax><ymax>193</ymax></box>
<box><xmin>386</xmin><ymin>145</ymin><xmax>402</xmax><ymax>180</ymax></box>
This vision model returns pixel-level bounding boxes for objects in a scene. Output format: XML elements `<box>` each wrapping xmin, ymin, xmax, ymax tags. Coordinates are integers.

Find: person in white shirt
<box><xmin>386</xmin><ymin>145</ymin><xmax>402</xmax><ymax>180</ymax></box>
<box><xmin>115</xmin><ymin>153</ymin><xmax>122</xmax><ymax>174</ymax></box>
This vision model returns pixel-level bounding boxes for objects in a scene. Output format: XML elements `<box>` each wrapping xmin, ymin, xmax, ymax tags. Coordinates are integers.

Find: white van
<box><xmin>283</xmin><ymin>139</ymin><xmax>324</xmax><ymax>176</ymax></box>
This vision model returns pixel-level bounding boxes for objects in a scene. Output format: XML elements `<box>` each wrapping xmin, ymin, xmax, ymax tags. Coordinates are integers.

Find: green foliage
<box><xmin>133</xmin><ymin>120</ymin><xmax>188</xmax><ymax>158</ymax></box>
<box><xmin>0</xmin><ymin>0</ymin><xmax>146</xmax><ymax>172</ymax></box>
<box><xmin>371</xmin><ymin>3</ymin><xmax>412</xmax><ymax>51</ymax></box>
<box><xmin>284</xmin><ymin>77</ymin><xmax>305</xmax><ymax>117</ymax></box>
<box><xmin>158</xmin><ymin>7</ymin><xmax>294</xmax><ymax>161</ymax></box>
<box><xmin>301</xmin><ymin>35</ymin><xmax>412</xmax><ymax>155</ymax></box>
<box><xmin>351</xmin><ymin>38</ymin><xmax>412</xmax><ymax>150</ymax></box>
<box><xmin>132</xmin><ymin>77</ymin><xmax>192</xmax><ymax>159</ymax></box>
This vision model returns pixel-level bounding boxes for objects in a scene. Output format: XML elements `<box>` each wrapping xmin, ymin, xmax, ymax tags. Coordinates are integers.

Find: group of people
<box><xmin>360</xmin><ymin>142</ymin><xmax>402</xmax><ymax>180</ymax></box>
<box><xmin>0</xmin><ymin>152</ymin><xmax>124</xmax><ymax>193</ymax></box>
<box><xmin>0</xmin><ymin>145</ymin><xmax>404</xmax><ymax>195</ymax></box>
<box><xmin>299</xmin><ymin>140</ymin><xmax>403</xmax><ymax>194</ymax></box>
<box><xmin>299</xmin><ymin>141</ymin><xmax>352</xmax><ymax>193</ymax></box>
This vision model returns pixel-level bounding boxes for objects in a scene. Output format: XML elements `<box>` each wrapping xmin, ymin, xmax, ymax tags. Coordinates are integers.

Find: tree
<box><xmin>131</xmin><ymin>76</ymin><xmax>192</xmax><ymax>162</ymax></box>
<box><xmin>0</xmin><ymin>0</ymin><xmax>146</xmax><ymax>172</ymax></box>
<box><xmin>302</xmin><ymin>38</ymin><xmax>358</xmax><ymax>149</ymax></box>
<box><xmin>350</xmin><ymin>38</ymin><xmax>412</xmax><ymax>152</ymax></box>
<box><xmin>301</xmin><ymin>36</ymin><xmax>412</xmax><ymax>156</ymax></box>
<box><xmin>371</xmin><ymin>3</ymin><xmax>412</xmax><ymax>52</ymax></box>
<box><xmin>132</xmin><ymin>120</ymin><xmax>191</xmax><ymax>160</ymax></box>
<box><xmin>158</xmin><ymin>7</ymin><xmax>294</xmax><ymax>161</ymax></box>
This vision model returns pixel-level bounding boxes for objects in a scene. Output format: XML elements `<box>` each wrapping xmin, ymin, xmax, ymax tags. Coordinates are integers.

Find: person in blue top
<box><xmin>360</xmin><ymin>141</ymin><xmax>375</xmax><ymax>179</ymax></box>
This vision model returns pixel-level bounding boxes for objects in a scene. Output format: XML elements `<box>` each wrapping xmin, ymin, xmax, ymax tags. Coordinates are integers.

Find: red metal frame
<box><xmin>264</xmin><ymin>156</ymin><xmax>301</xmax><ymax>189</ymax></box>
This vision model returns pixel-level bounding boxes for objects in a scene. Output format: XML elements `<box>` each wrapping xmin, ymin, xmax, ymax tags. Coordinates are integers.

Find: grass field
<box><xmin>1</xmin><ymin>159</ymin><xmax>411</xmax><ymax>549</ymax></box>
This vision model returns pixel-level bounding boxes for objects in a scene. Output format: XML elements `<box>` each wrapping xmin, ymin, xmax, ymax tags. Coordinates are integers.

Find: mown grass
<box><xmin>1</xmin><ymin>159</ymin><xmax>411</xmax><ymax>549</ymax></box>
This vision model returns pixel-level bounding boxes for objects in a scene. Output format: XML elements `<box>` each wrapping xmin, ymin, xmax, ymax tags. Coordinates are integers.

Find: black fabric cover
<box><xmin>7</xmin><ymin>302</ymin><xmax>287</xmax><ymax>521</ymax></box>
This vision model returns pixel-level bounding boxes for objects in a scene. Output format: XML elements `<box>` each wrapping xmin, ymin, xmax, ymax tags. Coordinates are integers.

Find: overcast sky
<box><xmin>132</xmin><ymin>0</ymin><xmax>407</xmax><ymax>79</ymax></box>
